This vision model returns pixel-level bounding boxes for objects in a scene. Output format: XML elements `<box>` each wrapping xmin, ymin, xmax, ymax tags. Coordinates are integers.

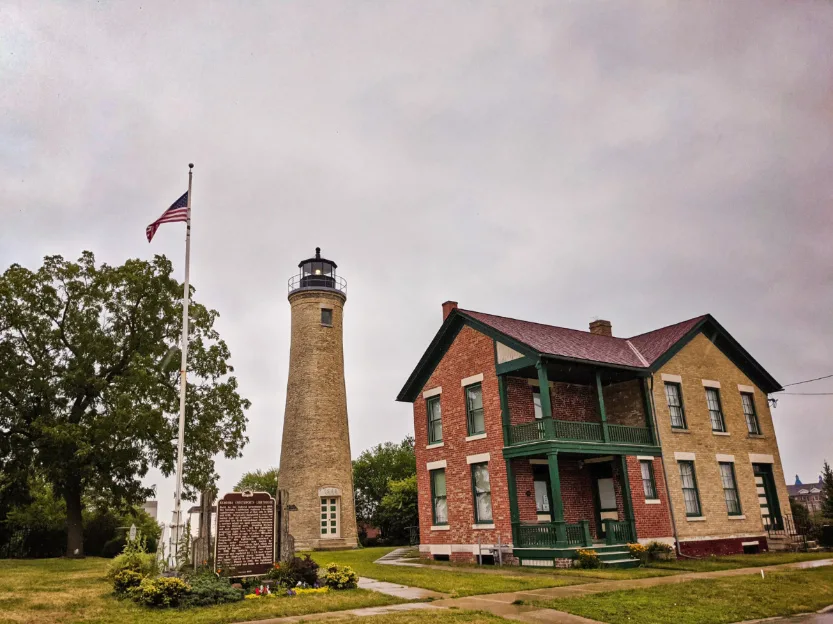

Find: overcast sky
<box><xmin>2</xmin><ymin>1</ymin><xmax>832</xmax><ymax>525</ymax></box>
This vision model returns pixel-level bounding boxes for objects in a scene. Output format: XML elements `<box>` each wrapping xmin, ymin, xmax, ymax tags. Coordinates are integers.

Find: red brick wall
<box><xmin>551</xmin><ymin>382</ymin><xmax>598</xmax><ymax>422</ymax></box>
<box><xmin>626</xmin><ymin>456</ymin><xmax>674</xmax><ymax>539</ymax></box>
<box><xmin>513</xmin><ymin>459</ymin><xmax>537</xmax><ymax>523</ymax></box>
<box><xmin>680</xmin><ymin>536</ymin><xmax>768</xmax><ymax>556</ymax></box>
<box><xmin>507</xmin><ymin>377</ymin><xmax>535</xmax><ymax>425</ymax></box>
<box><xmin>413</xmin><ymin>326</ymin><xmax>512</xmax><ymax>548</ymax></box>
<box><xmin>559</xmin><ymin>458</ymin><xmax>598</xmax><ymax>536</ymax></box>
<box><xmin>603</xmin><ymin>380</ymin><xmax>646</xmax><ymax>427</ymax></box>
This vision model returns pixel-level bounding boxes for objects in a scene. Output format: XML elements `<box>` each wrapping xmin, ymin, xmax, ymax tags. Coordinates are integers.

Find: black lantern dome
<box><xmin>288</xmin><ymin>247</ymin><xmax>347</xmax><ymax>295</ymax></box>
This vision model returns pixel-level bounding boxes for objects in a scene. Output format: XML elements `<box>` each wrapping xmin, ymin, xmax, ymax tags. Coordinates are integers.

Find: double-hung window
<box><xmin>532</xmin><ymin>388</ymin><xmax>543</xmax><ymax>420</ymax></box>
<box><xmin>427</xmin><ymin>396</ymin><xmax>442</xmax><ymax>444</ymax></box>
<box><xmin>430</xmin><ymin>469</ymin><xmax>448</xmax><ymax>525</ymax></box>
<box><xmin>705</xmin><ymin>388</ymin><xmax>726</xmax><ymax>432</ymax></box>
<box><xmin>719</xmin><ymin>462</ymin><xmax>742</xmax><ymax>515</ymax></box>
<box><xmin>664</xmin><ymin>383</ymin><xmax>686</xmax><ymax>429</ymax></box>
<box><xmin>471</xmin><ymin>463</ymin><xmax>493</xmax><ymax>523</ymax></box>
<box><xmin>741</xmin><ymin>393</ymin><xmax>760</xmax><ymax>435</ymax></box>
<box><xmin>465</xmin><ymin>383</ymin><xmax>485</xmax><ymax>435</ymax></box>
<box><xmin>678</xmin><ymin>461</ymin><xmax>702</xmax><ymax>516</ymax></box>
<box><xmin>640</xmin><ymin>460</ymin><xmax>658</xmax><ymax>499</ymax></box>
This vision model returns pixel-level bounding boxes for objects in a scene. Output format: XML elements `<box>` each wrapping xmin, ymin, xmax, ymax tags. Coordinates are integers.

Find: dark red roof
<box><xmin>461</xmin><ymin>309</ymin><xmax>708</xmax><ymax>368</ymax></box>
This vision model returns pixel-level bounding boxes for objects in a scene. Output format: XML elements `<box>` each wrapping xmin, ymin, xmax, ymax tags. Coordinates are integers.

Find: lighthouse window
<box><xmin>321</xmin><ymin>308</ymin><xmax>333</xmax><ymax>326</ymax></box>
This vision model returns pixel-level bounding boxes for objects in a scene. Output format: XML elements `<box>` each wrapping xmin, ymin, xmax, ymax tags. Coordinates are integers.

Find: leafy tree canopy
<box><xmin>234</xmin><ymin>468</ymin><xmax>279</xmax><ymax>498</ymax></box>
<box><xmin>821</xmin><ymin>461</ymin><xmax>833</xmax><ymax>519</ymax></box>
<box><xmin>377</xmin><ymin>474</ymin><xmax>418</xmax><ymax>543</ymax></box>
<box><xmin>352</xmin><ymin>436</ymin><xmax>415</xmax><ymax>528</ymax></box>
<box><xmin>0</xmin><ymin>252</ymin><xmax>250</xmax><ymax>556</ymax></box>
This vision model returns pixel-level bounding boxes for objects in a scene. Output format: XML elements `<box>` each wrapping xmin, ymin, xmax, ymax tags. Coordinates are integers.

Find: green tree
<box><xmin>377</xmin><ymin>475</ymin><xmax>418</xmax><ymax>544</ymax></box>
<box><xmin>234</xmin><ymin>468</ymin><xmax>279</xmax><ymax>498</ymax></box>
<box><xmin>352</xmin><ymin>436</ymin><xmax>415</xmax><ymax>528</ymax></box>
<box><xmin>0</xmin><ymin>252</ymin><xmax>250</xmax><ymax>557</ymax></box>
<box><xmin>821</xmin><ymin>461</ymin><xmax>833</xmax><ymax>518</ymax></box>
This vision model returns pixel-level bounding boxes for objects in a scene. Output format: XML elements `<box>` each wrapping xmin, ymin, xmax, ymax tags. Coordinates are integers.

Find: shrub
<box><xmin>107</xmin><ymin>536</ymin><xmax>159</xmax><ymax>580</ymax></box>
<box><xmin>265</xmin><ymin>562</ymin><xmax>295</xmax><ymax>588</ymax></box>
<box><xmin>285</xmin><ymin>555</ymin><xmax>320</xmax><ymax>587</ymax></box>
<box><xmin>113</xmin><ymin>569</ymin><xmax>144</xmax><ymax>595</ymax></box>
<box><xmin>645</xmin><ymin>541</ymin><xmax>674</xmax><ymax>561</ymax></box>
<box><xmin>323</xmin><ymin>563</ymin><xmax>358</xmax><ymax>589</ymax></box>
<box><xmin>627</xmin><ymin>543</ymin><xmax>648</xmax><ymax>564</ymax></box>
<box><xmin>576</xmin><ymin>549</ymin><xmax>601</xmax><ymax>569</ymax></box>
<box><xmin>183</xmin><ymin>573</ymin><xmax>244</xmax><ymax>607</ymax></box>
<box><xmin>132</xmin><ymin>577</ymin><xmax>191</xmax><ymax>608</ymax></box>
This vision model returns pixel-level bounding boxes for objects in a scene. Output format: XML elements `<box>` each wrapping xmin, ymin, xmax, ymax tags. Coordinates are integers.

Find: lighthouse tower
<box><xmin>280</xmin><ymin>248</ymin><xmax>358</xmax><ymax>550</ymax></box>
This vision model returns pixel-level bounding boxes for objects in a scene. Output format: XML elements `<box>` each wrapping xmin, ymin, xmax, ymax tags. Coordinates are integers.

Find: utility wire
<box><xmin>780</xmin><ymin>392</ymin><xmax>833</xmax><ymax>396</ymax></box>
<box><xmin>781</xmin><ymin>374</ymin><xmax>833</xmax><ymax>388</ymax></box>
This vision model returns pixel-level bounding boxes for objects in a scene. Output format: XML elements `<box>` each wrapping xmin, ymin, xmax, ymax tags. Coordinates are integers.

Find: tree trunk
<box><xmin>64</xmin><ymin>485</ymin><xmax>85</xmax><ymax>558</ymax></box>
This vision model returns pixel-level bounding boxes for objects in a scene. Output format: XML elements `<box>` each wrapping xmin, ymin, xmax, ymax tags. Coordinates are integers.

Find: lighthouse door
<box><xmin>320</xmin><ymin>496</ymin><xmax>340</xmax><ymax>538</ymax></box>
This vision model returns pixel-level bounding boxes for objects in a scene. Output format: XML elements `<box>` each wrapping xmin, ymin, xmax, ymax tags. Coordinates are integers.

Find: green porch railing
<box><xmin>608</xmin><ymin>424</ymin><xmax>654</xmax><ymax>445</ymax></box>
<box><xmin>507</xmin><ymin>418</ymin><xmax>652</xmax><ymax>446</ymax></box>
<box><xmin>553</xmin><ymin>420</ymin><xmax>604</xmax><ymax>442</ymax></box>
<box><xmin>603</xmin><ymin>519</ymin><xmax>636</xmax><ymax>545</ymax></box>
<box><xmin>513</xmin><ymin>520</ymin><xmax>593</xmax><ymax>548</ymax></box>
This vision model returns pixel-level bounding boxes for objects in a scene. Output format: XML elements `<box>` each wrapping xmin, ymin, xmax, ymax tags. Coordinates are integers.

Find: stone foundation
<box><xmin>679</xmin><ymin>535</ymin><xmax>768</xmax><ymax>556</ymax></box>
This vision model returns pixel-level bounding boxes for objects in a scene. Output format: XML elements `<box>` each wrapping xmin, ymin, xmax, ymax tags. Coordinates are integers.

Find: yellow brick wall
<box><xmin>652</xmin><ymin>333</ymin><xmax>790</xmax><ymax>541</ymax></box>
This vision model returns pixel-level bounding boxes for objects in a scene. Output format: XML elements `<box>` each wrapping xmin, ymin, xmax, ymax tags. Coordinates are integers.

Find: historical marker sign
<box><xmin>214</xmin><ymin>491</ymin><xmax>275</xmax><ymax>576</ymax></box>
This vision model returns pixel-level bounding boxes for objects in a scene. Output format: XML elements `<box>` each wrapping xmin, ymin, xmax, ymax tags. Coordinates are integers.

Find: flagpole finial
<box><xmin>188</xmin><ymin>163</ymin><xmax>194</xmax><ymax>170</ymax></box>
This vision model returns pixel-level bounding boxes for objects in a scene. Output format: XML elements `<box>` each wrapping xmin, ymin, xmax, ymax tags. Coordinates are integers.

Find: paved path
<box><xmin>358</xmin><ymin>576</ymin><xmax>447</xmax><ymax>600</ymax></box>
<box><xmin>233</xmin><ymin>602</ymin><xmax>441</xmax><ymax>624</ymax></box>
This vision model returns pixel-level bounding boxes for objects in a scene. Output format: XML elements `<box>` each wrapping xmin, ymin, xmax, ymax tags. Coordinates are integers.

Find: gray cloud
<box><xmin>2</xmin><ymin>0</ymin><xmax>831</xmax><ymax>523</ymax></box>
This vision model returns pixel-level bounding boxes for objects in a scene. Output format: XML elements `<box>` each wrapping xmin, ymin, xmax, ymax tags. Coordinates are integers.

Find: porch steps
<box><xmin>593</xmin><ymin>547</ymin><xmax>641</xmax><ymax>568</ymax></box>
<box><xmin>602</xmin><ymin>557</ymin><xmax>641</xmax><ymax>569</ymax></box>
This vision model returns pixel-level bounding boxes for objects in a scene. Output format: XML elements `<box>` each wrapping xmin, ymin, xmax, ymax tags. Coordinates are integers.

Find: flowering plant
<box><xmin>323</xmin><ymin>563</ymin><xmax>359</xmax><ymax>590</ymax></box>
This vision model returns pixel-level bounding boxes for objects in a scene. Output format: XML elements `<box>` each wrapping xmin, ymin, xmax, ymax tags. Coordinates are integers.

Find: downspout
<box><xmin>648</xmin><ymin>373</ymin><xmax>696</xmax><ymax>559</ymax></box>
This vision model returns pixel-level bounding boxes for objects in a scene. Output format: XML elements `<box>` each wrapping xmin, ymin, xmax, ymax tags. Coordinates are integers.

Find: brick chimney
<box><xmin>589</xmin><ymin>319</ymin><xmax>612</xmax><ymax>337</ymax></box>
<box><xmin>442</xmin><ymin>301</ymin><xmax>458</xmax><ymax>321</ymax></box>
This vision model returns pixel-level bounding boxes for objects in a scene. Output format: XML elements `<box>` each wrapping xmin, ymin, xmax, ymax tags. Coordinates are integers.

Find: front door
<box><xmin>320</xmin><ymin>496</ymin><xmax>340</xmax><ymax>538</ymax></box>
<box><xmin>753</xmin><ymin>464</ymin><xmax>783</xmax><ymax>531</ymax></box>
<box><xmin>590</xmin><ymin>463</ymin><xmax>618</xmax><ymax>538</ymax></box>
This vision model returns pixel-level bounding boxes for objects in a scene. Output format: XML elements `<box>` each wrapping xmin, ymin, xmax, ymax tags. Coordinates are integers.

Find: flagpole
<box><xmin>173</xmin><ymin>163</ymin><xmax>194</xmax><ymax>567</ymax></box>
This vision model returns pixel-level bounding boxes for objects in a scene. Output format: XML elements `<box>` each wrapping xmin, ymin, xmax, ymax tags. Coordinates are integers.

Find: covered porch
<box><xmin>507</xmin><ymin>451</ymin><xmax>640</xmax><ymax>555</ymax></box>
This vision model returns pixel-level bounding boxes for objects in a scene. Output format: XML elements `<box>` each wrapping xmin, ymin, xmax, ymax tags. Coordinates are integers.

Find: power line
<box><xmin>780</xmin><ymin>392</ymin><xmax>833</xmax><ymax>396</ymax></box>
<box><xmin>782</xmin><ymin>374</ymin><xmax>833</xmax><ymax>388</ymax></box>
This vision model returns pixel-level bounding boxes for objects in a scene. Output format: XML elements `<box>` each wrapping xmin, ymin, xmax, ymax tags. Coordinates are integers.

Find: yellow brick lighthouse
<box><xmin>279</xmin><ymin>248</ymin><xmax>358</xmax><ymax>550</ymax></box>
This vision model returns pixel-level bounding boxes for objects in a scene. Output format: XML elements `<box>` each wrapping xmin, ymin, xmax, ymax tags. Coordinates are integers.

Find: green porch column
<box><xmin>640</xmin><ymin>378</ymin><xmax>657</xmax><ymax>446</ymax></box>
<box><xmin>498</xmin><ymin>374</ymin><xmax>511</xmax><ymax>445</ymax></box>
<box><xmin>595</xmin><ymin>370</ymin><xmax>610</xmax><ymax>443</ymax></box>
<box><xmin>505</xmin><ymin>458</ymin><xmax>520</xmax><ymax>545</ymax></box>
<box><xmin>618</xmin><ymin>454</ymin><xmax>637</xmax><ymax>542</ymax></box>
<box><xmin>547</xmin><ymin>450</ymin><xmax>567</xmax><ymax>545</ymax></box>
<box><xmin>536</xmin><ymin>359</ymin><xmax>555</xmax><ymax>438</ymax></box>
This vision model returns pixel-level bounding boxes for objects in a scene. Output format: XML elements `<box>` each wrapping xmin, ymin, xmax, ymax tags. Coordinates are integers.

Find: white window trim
<box><xmin>472</xmin><ymin>524</ymin><xmax>495</xmax><ymax>530</ymax></box>
<box><xmin>686</xmin><ymin>516</ymin><xmax>706</xmax><ymax>522</ymax></box>
<box><xmin>637</xmin><ymin>456</ymin><xmax>655</xmax><ymax>462</ymax></box>
<box><xmin>423</xmin><ymin>387</ymin><xmax>442</xmax><ymax>399</ymax></box>
<box><xmin>661</xmin><ymin>373</ymin><xmax>682</xmax><ymax>383</ymax></box>
<box><xmin>430</xmin><ymin>525</ymin><xmax>450</xmax><ymax>531</ymax></box>
<box><xmin>742</xmin><ymin>540</ymin><xmax>759</xmax><ymax>546</ymax></box>
<box><xmin>728</xmin><ymin>515</ymin><xmax>747</xmax><ymax>520</ymax></box>
<box><xmin>461</xmin><ymin>373</ymin><xmax>484</xmax><ymax>387</ymax></box>
<box><xmin>738</xmin><ymin>384</ymin><xmax>755</xmax><ymax>393</ymax></box>
<box><xmin>645</xmin><ymin>499</ymin><xmax>662</xmax><ymax>505</ymax></box>
<box><xmin>426</xmin><ymin>442</ymin><xmax>444</xmax><ymax>450</ymax></box>
<box><xmin>675</xmin><ymin>452</ymin><xmax>696</xmax><ymax>461</ymax></box>
<box><xmin>465</xmin><ymin>433</ymin><xmax>487</xmax><ymax>442</ymax></box>
<box><xmin>702</xmin><ymin>379</ymin><xmax>721</xmax><ymax>388</ymax></box>
<box><xmin>712</xmin><ymin>431</ymin><xmax>730</xmax><ymax>436</ymax></box>
<box><xmin>749</xmin><ymin>453</ymin><xmax>775</xmax><ymax>464</ymax></box>
<box><xmin>427</xmin><ymin>460</ymin><xmax>447</xmax><ymax>471</ymax></box>
<box><xmin>716</xmin><ymin>454</ymin><xmax>735</xmax><ymax>463</ymax></box>
<box><xmin>467</xmin><ymin>452</ymin><xmax>490</xmax><ymax>465</ymax></box>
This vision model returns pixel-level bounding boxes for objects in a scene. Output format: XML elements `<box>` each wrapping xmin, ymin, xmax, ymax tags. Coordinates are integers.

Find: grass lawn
<box><xmin>0</xmin><ymin>557</ymin><xmax>402</xmax><ymax>624</ymax></box>
<box><xmin>307</xmin><ymin>547</ymin><xmax>589</xmax><ymax>597</ymax></box>
<box><xmin>648</xmin><ymin>551</ymin><xmax>832</xmax><ymax>573</ymax></box>
<box><xmin>527</xmin><ymin>565</ymin><xmax>833</xmax><ymax>624</ymax></box>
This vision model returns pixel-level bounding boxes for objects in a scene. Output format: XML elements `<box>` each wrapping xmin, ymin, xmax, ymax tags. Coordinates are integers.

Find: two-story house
<box><xmin>396</xmin><ymin>302</ymin><xmax>789</xmax><ymax>567</ymax></box>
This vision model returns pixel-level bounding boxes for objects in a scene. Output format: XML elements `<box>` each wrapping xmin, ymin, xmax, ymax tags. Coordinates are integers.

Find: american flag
<box><xmin>146</xmin><ymin>191</ymin><xmax>189</xmax><ymax>242</ymax></box>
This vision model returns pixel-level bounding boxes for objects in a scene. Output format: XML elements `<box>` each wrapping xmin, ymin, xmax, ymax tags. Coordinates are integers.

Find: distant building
<box><xmin>787</xmin><ymin>476</ymin><xmax>825</xmax><ymax>513</ymax></box>
<box><xmin>142</xmin><ymin>500</ymin><xmax>158</xmax><ymax>520</ymax></box>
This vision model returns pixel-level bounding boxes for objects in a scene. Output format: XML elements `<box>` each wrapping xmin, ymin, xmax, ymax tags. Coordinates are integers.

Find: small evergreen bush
<box><xmin>323</xmin><ymin>563</ymin><xmax>358</xmax><ymax>589</ymax></box>
<box><xmin>183</xmin><ymin>573</ymin><xmax>244</xmax><ymax>607</ymax></box>
<box><xmin>576</xmin><ymin>549</ymin><xmax>601</xmax><ymax>569</ymax></box>
<box><xmin>133</xmin><ymin>577</ymin><xmax>191</xmax><ymax>608</ymax></box>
